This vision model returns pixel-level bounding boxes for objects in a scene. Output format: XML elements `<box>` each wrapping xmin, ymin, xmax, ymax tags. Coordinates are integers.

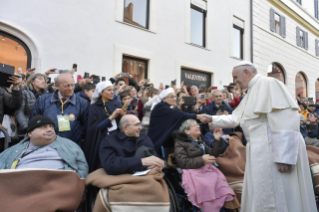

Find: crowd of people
<box><xmin>0</xmin><ymin>65</ymin><xmax>318</xmax><ymax>211</ymax></box>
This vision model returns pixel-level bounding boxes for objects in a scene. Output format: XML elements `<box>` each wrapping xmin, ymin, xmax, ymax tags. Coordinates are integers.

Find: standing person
<box><xmin>15</xmin><ymin>73</ymin><xmax>48</xmax><ymax>134</ymax></box>
<box><xmin>148</xmin><ymin>88</ymin><xmax>206</xmax><ymax>152</ymax></box>
<box><xmin>200</xmin><ymin>61</ymin><xmax>316</xmax><ymax>212</ymax></box>
<box><xmin>82</xmin><ymin>81</ymin><xmax>125</xmax><ymax>173</ymax></box>
<box><xmin>29</xmin><ymin>73</ymin><xmax>89</xmax><ymax>146</ymax></box>
<box><xmin>130</xmin><ymin>87</ymin><xmax>143</xmax><ymax>121</ymax></box>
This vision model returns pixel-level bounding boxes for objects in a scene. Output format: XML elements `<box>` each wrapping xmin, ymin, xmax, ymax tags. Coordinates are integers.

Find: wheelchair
<box><xmin>161</xmin><ymin>146</ymin><xmax>240</xmax><ymax>212</ymax></box>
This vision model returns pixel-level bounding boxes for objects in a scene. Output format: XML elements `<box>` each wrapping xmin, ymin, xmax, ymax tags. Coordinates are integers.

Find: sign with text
<box><xmin>181</xmin><ymin>68</ymin><xmax>211</xmax><ymax>88</ymax></box>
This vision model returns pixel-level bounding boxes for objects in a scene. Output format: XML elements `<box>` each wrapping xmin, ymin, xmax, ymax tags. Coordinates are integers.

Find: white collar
<box><xmin>247</xmin><ymin>74</ymin><xmax>261</xmax><ymax>90</ymax></box>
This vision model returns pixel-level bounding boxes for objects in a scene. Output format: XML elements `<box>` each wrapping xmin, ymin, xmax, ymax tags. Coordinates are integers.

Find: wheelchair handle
<box><xmin>0</xmin><ymin>127</ymin><xmax>11</xmax><ymax>150</ymax></box>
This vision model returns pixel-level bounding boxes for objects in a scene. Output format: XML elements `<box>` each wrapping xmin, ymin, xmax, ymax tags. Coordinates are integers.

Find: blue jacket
<box><xmin>0</xmin><ymin>135</ymin><xmax>88</xmax><ymax>178</ymax></box>
<box><xmin>76</xmin><ymin>91</ymin><xmax>91</xmax><ymax>103</ymax></box>
<box><xmin>100</xmin><ymin>131</ymin><xmax>154</xmax><ymax>175</ymax></box>
<box><xmin>204</xmin><ymin>132</ymin><xmax>229</xmax><ymax>154</ymax></box>
<box><xmin>29</xmin><ymin>91</ymin><xmax>89</xmax><ymax>146</ymax></box>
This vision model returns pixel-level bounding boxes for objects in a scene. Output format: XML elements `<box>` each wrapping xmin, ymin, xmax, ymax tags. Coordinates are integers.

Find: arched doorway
<box><xmin>316</xmin><ymin>79</ymin><xmax>319</xmax><ymax>103</ymax></box>
<box><xmin>0</xmin><ymin>31</ymin><xmax>31</xmax><ymax>73</ymax></box>
<box><xmin>295</xmin><ymin>72</ymin><xmax>307</xmax><ymax>98</ymax></box>
<box><xmin>267</xmin><ymin>62</ymin><xmax>285</xmax><ymax>84</ymax></box>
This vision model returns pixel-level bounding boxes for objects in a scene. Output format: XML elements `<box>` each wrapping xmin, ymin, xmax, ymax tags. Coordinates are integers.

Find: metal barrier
<box><xmin>0</xmin><ymin>128</ymin><xmax>11</xmax><ymax>150</ymax></box>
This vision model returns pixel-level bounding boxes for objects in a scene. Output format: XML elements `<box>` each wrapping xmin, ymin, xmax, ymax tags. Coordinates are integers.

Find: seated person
<box><xmin>0</xmin><ymin>115</ymin><xmax>88</xmax><ymax>178</ymax></box>
<box><xmin>99</xmin><ymin>114</ymin><xmax>164</xmax><ymax>175</ymax></box>
<box><xmin>304</xmin><ymin>113</ymin><xmax>319</xmax><ymax>147</ymax></box>
<box><xmin>204</xmin><ymin>122</ymin><xmax>229</xmax><ymax>154</ymax></box>
<box><xmin>76</xmin><ymin>82</ymin><xmax>96</xmax><ymax>103</ymax></box>
<box><xmin>299</xmin><ymin>102</ymin><xmax>309</xmax><ymax>120</ymax></box>
<box><xmin>119</xmin><ymin>91</ymin><xmax>138</xmax><ymax>116</ymax></box>
<box><xmin>174</xmin><ymin>119</ymin><xmax>236</xmax><ymax>212</ymax></box>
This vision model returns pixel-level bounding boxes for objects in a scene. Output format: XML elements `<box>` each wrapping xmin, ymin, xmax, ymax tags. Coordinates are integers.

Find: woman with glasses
<box><xmin>174</xmin><ymin>119</ymin><xmax>236</xmax><ymax>211</ymax></box>
<box><xmin>148</xmin><ymin>87</ymin><xmax>206</xmax><ymax>152</ymax></box>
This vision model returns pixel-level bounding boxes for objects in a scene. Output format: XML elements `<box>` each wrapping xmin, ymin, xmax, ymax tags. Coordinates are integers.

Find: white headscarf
<box><xmin>151</xmin><ymin>87</ymin><xmax>175</xmax><ymax>110</ymax></box>
<box><xmin>91</xmin><ymin>81</ymin><xmax>113</xmax><ymax>104</ymax></box>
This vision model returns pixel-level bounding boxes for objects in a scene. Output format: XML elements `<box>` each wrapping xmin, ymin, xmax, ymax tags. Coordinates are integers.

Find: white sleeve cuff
<box><xmin>212</xmin><ymin>115</ymin><xmax>238</xmax><ymax>129</ymax></box>
<box><xmin>271</xmin><ymin>130</ymin><xmax>300</xmax><ymax>165</ymax></box>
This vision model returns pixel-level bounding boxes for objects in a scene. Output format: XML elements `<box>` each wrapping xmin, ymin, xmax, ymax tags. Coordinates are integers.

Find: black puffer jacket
<box><xmin>174</xmin><ymin>132</ymin><xmax>223</xmax><ymax>169</ymax></box>
<box><xmin>0</xmin><ymin>87</ymin><xmax>22</xmax><ymax>123</ymax></box>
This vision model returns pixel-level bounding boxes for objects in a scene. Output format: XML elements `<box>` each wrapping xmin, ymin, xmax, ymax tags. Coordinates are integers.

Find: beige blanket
<box><xmin>86</xmin><ymin>168</ymin><xmax>170</xmax><ymax>212</ymax></box>
<box><xmin>0</xmin><ymin>169</ymin><xmax>85</xmax><ymax>212</ymax></box>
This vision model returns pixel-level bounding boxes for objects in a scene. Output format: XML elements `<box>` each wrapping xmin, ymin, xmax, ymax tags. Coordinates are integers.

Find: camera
<box><xmin>132</xmin><ymin>99</ymin><xmax>138</xmax><ymax>110</ymax></box>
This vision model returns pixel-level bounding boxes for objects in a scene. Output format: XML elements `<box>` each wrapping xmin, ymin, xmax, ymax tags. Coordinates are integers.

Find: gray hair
<box><xmin>211</xmin><ymin>89</ymin><xmax>222</xmax><ymax>96</ymax></box>
<box><xmin>190</xmin><ymin>85</ymin><xmax>198</xmax><ymax>91</ymax></box>
<box><xmin>119</xmin><ymin>116</ymin><xmax>130</xmax><ymax>131</ymax></box>
<box><xmin>236</xmin><ymin>65</ymin><xmax>257</xmax><ymax>74</ymax></box>
<box><xmin>179</xmin><ymin>119</ymin><xmax>197</xmax><ymax>133</ymax></box>
<box><xmin>26</xmin><ymin>73</ymin><xmax>48</xmax><ymax>90</ymax></box>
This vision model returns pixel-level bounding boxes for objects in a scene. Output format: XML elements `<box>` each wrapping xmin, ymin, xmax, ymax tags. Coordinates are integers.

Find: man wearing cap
<box><xmin>0</xmin><ymin>115</ymin><xmax>88</xmax><ymax>178</ymax></box>
<box><xmin>30</xmin><ymin>73</ymin><xmax>89</xmax><ymax>146</ymax></box>
<box><xmin>199</xmin><ymin>61</ymin><xmax>316</xmax><ymax>211</ymax></box>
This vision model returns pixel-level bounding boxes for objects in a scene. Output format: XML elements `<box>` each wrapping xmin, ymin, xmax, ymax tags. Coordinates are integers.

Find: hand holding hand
<box><xmin>276</xmin><ymin>163</ymin><xmax>292</xmax><ymax>172</ymax></box>
<box><xmin>202</xmin><ymin>154</ymin><xmax>216</xmax><ymax>164</ymax></box>
<box><xmin>197</xmin><ymin>114</ymin><xmax>212</xmax><ymax>124</ymax></box>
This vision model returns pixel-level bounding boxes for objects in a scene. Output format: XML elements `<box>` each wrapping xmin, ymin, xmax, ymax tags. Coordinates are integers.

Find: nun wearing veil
<box><xmin>82</xmin><ymin>81</ymin><xmax>125</xmax><ymax>173</ymax></box>
<box><xmin>148</xmin><ymin>88</ymin><xmax>205</xmax><ymax>153</ymax></box>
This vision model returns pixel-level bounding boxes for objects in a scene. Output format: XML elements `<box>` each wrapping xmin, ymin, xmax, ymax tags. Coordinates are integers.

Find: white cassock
<box><xmin>213</xmin><ymin>74</ymin><xmax>317</xmax><ymax>212</ymax></box>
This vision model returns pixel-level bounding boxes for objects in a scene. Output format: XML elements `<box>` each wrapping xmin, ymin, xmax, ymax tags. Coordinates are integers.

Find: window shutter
<box><xmin>280</xmin><ymin>16</ymin><xmax>286</xmax><ymax>38</ymax></box>
<box><xmin>304</xmin><ymin>31</ymin><xmax>308</xmax><ymax>50</ymax></box>
<box><xmin>270</xmin><ymin>8</ymin><xmax>275</xmax><ymax>32</ymax></box>
<box><xmin>316</xmin><ymin>39</ymin><xmax>319</xmax><ymax>56</ymax></box>
<box><xmin>296</xmin><ymin>26</ymin><xmax>301</xmax><ymax>46</ymax></box>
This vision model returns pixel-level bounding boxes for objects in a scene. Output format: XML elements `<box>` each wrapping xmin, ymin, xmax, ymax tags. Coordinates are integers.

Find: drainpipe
<box><xmin>250</xmin><ymin>0</ymin><xmax>254</xmax><ymax>63</ymax></box>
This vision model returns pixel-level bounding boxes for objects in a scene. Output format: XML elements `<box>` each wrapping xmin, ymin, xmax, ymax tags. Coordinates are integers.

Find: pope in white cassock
<box><xmin>201</xmin><ymin>61</ymin><xmax>317</xmax><ymax>212</ymax></box>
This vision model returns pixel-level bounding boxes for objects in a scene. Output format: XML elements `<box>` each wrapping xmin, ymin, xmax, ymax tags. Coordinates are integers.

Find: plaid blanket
<box><xmin>86</xmin><ymin>168</ymin><xmax>170</xmax><ymax>212</ymax></box>
<box><xmin>0</xmin><ymin>169</ymin><xmax>85</xmax><ymax>212</ymax></box>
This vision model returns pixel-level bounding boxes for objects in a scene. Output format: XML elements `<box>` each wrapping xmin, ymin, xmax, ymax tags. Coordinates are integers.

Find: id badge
<box><xmin>10</xmin><ymin>160</ymin><xmax>19</xmax><ymax>169</ymax></box>
<box><xmin>57</xmin><ymin>115</ymin><xmax>71</xmax><ymax>132</ymax></box>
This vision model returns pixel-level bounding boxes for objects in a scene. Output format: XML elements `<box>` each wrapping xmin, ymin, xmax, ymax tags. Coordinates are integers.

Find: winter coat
<box><xmin>29</xmin><ymin>90</ymin><xmax>89</xmax><ymax>146</ymax></box>
<box><xmin>0</xmin><ymin>87</ymin><xmax>22</xmax><ymax>123</ymax></box>
<box><xmin>15</xmin><ymin>87</ymin><xmax>48</xmax><ymax>131</ymax></box>
<box><xmin>174</xmin><ymin>132</ymin><xmax>223</xmax><ymax>169</ymax></box>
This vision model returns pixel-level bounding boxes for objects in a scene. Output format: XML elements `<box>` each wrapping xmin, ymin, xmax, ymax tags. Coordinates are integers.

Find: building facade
<box><xmin>0</xmin><ymin>0</ymin><xmax>251</xmax><ymax>89</ymax></box>
<box><xmin>253</xmin><ymin>0</ymin><xmax>319</xmax><ymax>101</ymax></box>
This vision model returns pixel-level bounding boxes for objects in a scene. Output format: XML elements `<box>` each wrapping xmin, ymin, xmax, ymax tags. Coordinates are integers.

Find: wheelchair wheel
<box><xmin>164</xmin><ymin>176</ymin><xmax>178</xmax><ymax>212</ymax></box>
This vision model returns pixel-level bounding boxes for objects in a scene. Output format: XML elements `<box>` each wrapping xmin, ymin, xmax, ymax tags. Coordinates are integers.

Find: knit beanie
<box><xmin>27</xmin><ymin>115</ymin><xmax>55</xmax><ymax>133</ymax></box>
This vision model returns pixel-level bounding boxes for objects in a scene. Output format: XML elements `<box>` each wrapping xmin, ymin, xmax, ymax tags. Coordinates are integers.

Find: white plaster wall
<box><xmin>0</xmin><ymin>0</ymin><xmax>251</xmax><ymax>89</ymax></box>
<box><xmin>253</xmin><ymin>0</ymin><xmax>319</xmax><ymax>99</ymax></box>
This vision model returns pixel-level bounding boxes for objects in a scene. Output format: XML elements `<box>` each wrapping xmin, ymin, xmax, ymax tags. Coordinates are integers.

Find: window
<box><xmin>122</xmin><ymin>56</ymin><xmax>148</xmax><ymax>83</ymax></box>
<box><xmin>315</xmin><ymin>0</ymin><xmax>319</xmax><ymax>19</ymax></box>
<box><xmin>0</xmin><ymin>31</ymin><xmax>31</xmax><ymax>73</ymax></box>
<box><xmin>190</xmin><ymin>4</ymin><xmax>206</xmax><ymax>47</ymax></box>
<box><xmin>295</xmin><ymin>72</ymin><xmax>307</xmax><ymax>98</ymax></box>
<box><xmin>233</xmin><ymin>26</ymin><xmax>243</xmax><ymax>59</ymax></box>
<box><xmin>124</xmin><ymin>0</ymin><xmax>149</xmax><ymax>29</ymax></box>
<box><xmin>296</xmin><ymin>27</ymin><xmax>308</xmax><ymax>50</ymax></box>
<box><xmin>316</xmin><ymin>39</ymin><xmax>319</xmax><ymax>56</ymax></box>
<box><xmin>270</xmin><ymin>8</ymin><xmax>286</xmax><ymax>38</ymax></box>
<box><xmin>297</xmin><ymin>0</ymin><xmax>302</xmax><ymax>5</ymax></box>
<box><xmin>267</xmin><ymin>63</ymin><xmax>285</xmax><ymax>84</ymax></box>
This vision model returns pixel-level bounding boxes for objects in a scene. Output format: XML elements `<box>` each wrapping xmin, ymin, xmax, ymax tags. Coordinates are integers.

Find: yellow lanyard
<box><xmin>59</xmin><ymin>93</ymin><xmax>67</xmax><ymax>115</ymax></box>
<box><xmin>102</xmin><ymin>100</ymin><xmax>110</xmax><ymax>116</ymax></box>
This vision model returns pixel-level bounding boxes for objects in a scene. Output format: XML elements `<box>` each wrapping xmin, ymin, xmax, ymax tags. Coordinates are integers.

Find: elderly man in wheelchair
<box><xmin>0</xmin><ymin>115</ymin><xmax>88</xmax><ymax>212</ymax></box>
<box><xmin>85</xmin><ymin>114</ymin><xmax>170</xmax><ymax>212</ymax></box>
